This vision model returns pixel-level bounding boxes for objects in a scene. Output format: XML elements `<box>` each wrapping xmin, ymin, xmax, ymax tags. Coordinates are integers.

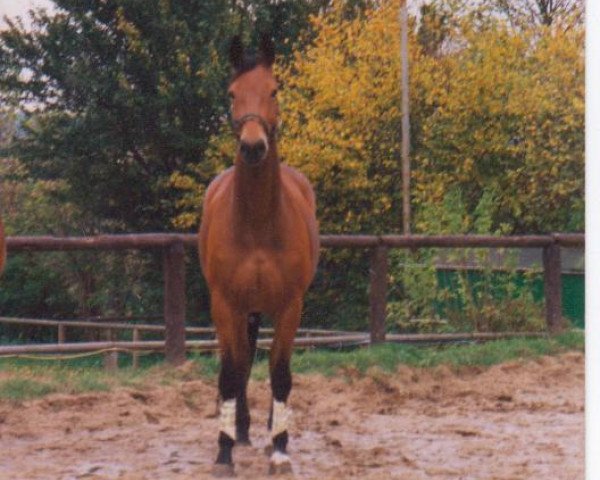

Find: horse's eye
<box><xmin>228</xmin><ymin>92</ymin><xmax>235</xmax><ymax>100</ymax></box>
<box><xmin>271</xmin><ymin>89</ymin><xmax>278</xmax><ymax>98</ymax></box>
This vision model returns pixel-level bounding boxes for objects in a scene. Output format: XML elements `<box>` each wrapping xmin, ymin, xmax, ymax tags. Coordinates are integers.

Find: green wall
<box><xmin>436</xmin><ymin>270</ymin><xmax>584</xmax><ymax>328</ymax></box>
<box><xmin>562</xmin><ymin>273</ymin><xmax>584</xmax><ymax>328</ymax></box>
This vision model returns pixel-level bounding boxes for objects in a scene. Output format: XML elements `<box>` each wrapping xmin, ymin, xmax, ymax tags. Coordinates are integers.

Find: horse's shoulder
<box><xmin>204</xmin><ymin>167</ymin><xmax>234</xmax><ymax>211</ymax></box>
<box><xmin>281</xmin><ymin>164</ymin><xmax>320</xmax><ymax>275</ymax></box>
<box><xmin>281</xmin><ymin>164</ymin><xmax>316</xmax><ymax>211</ymax></box>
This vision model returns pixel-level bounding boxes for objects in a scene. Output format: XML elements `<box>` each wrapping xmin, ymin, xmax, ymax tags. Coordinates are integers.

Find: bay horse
<box><xmin>198</xmin><ymin>34</ymin><xmax>319</xmax><ymax>477</ymax></box>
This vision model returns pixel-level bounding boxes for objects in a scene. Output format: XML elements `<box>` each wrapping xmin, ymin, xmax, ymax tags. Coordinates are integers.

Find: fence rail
<box><xmin>3</xmin><ymin>233</ymin><xmax>584</xmax><ymax>364</ymax></box>
<box><xmin>0</xmin><ymin>332</ymin><xmax>551</xmax><ymax>357</ymax></box>
<box><xmin>0</xmin><ymin>316</ymin><xmax>350</xmax><ymax>336</ymax></box>
<box><xmin>6</xmin><ymin>232</ymin><xmax>584</xmax><ymax>250</ymax></box>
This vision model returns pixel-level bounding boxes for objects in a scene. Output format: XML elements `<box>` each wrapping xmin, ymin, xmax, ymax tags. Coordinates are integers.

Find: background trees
<box><xmin>0</xmin><ymin>0</ymin><xmax>346</xmax><ymax>232</ymax></box>
<box><xmin>172</xmin><ymin>0</ymin><xmax>584</xmax><ymax>236</ymax></box>
<box><xmin>0</xmin><ymin>0</ymin><xmax>584</xmax><ymax>327</ymax></box>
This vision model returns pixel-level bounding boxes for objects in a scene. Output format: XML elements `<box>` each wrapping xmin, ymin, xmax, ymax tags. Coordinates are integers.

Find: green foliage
<box><xmin>0</xmin><ymin>1</ymin><xmax>237</xmax><ymax>229</ymax></box>
<box><xmin>0</xmin><ymin>254</ymin><xmax>78</xmax><ymax>320</ymax></box>
<box><xmin>388</xmin><ymin>187</ymin><xmax>544</xmax><ymax>333</ymax></box>
<box><xmin>0</xmin><ymin>378</ymin><xmax>58</xmax><ymax>402</ymax></box>
<box><xmin>1</xmin><ymin>0</ymin><xmax>379</xmax><ymax>231</ymax></box>
<box><xmin>302</xmin><ymin>249</ymin><xmax>370</xmax><ymax>331</ymax></box>
<box><xmin>0</xmin><ymin>1</ymin><xmax>338</xmax><ymax>231</ymax></box>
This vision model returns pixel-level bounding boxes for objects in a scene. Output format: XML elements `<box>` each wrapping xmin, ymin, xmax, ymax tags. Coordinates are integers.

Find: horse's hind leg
<box><xmin>236</xmin><ymin>312</ymin><xmax>261</xmax><ymax>444</ymax></box>
<box><xmin>211</xmin><ymin>294</ymin><xmax>250</xmax><ymax>477</ymax></box>
<box><xmin>267</xmin><ymin>300</ymin><xmax>302</xmax><ymax>475</ymax></box>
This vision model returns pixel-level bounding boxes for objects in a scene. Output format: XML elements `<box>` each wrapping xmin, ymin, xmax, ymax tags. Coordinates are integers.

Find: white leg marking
<box><xmin>219</xmin><ymin>398</ymin><xmax>236</xmax><ymax>440</ymax></box>
<box><xmin>271</xmin><ymin>400</ymin><xmax>291</xmax><ymax>438</ymax></box>
<box><xmin>270</xmin><ymin>450</ymin><xmax>291</xmax><ymax>466</ymax></box>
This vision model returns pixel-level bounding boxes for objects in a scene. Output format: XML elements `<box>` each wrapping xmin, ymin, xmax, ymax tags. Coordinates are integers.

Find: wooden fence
<box><xmin>2</xmin><ymin>232</ymin><xmax>584</xmax><ymax>365</ymax></box>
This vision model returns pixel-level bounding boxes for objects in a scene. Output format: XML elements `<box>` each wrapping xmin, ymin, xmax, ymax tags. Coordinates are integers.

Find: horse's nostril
<box><xmin>240</xmin><ymin>141</ymin><xmax>267</xmax><ymax>164</ymax></box>
<box><xmin>255</xmin><ymin>142</ymin><xmax>266</xmax><ymax>156</ymax></box>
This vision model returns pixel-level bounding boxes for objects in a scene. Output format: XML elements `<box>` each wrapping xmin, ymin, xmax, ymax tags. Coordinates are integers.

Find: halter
<box><xmin>231</xmin><ymin>113</ymin><xmax>277</xmax><ymax>141</ymax></box>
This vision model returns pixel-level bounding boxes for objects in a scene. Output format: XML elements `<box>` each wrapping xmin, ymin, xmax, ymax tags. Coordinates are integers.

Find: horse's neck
<box><xmin>233</xmin><ymin>145</ymin><xmax>281</xmax><ymax>235</ymax></box>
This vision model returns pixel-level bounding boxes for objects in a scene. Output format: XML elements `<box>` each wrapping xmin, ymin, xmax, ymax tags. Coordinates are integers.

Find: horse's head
<box><xmin>228</xmin><ymin>34</ymin><xmax>279</xmax><ymax>166</ymax></box>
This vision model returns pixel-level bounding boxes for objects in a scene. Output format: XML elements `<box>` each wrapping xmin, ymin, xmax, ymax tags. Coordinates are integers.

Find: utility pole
<box><xmin>400</xmin><ymin>0</ymin><xmax>411</xmax><ymax>234</ymax></box>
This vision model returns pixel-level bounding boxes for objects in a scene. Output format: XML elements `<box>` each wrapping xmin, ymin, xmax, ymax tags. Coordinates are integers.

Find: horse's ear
<box><xmin>229</xmin><ymin>35</ymin><xmax>244</xmax><ymax>70</ymax></box>
<box><xmin>259</xmin><ymin>32</ymin><xmax>275</xmax><ymax>67</ymax></box>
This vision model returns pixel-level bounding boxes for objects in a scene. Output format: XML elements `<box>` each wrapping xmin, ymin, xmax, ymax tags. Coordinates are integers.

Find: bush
<box><xmin>387</xmin><ymin>187</ymin><xmax>544</xmax><ymax>333</ymax></box>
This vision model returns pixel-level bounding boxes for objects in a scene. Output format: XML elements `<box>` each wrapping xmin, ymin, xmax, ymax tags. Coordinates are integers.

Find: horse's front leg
<box><xmin>211</xmin><ymin>293</ymin><xmax>250</xmax><ymax>478</ymax></box>
<box><xmin>268</xmin><ymin>298</ymin><xmax>302</xmax><ymax>475</ymax></box>
<box><xmin>236</xmin><ymin>312</ymin><xmax>261</xmax><ymax>445</ymax></box>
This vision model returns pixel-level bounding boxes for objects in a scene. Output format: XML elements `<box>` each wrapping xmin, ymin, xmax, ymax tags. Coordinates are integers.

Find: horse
<box><xmin>0</xmin><ymin>217</ymin><xmax>5</xmax><ymax>274</ymax></box>
<box><xmin>198</xmin><ymin>34</ymin><xmax>319</xmax><ymax>477</ymax></box>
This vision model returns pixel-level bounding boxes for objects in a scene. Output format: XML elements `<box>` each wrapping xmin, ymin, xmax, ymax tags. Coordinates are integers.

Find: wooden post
<box><xmin>543</xmin><ymin>242</ymin><xmax>564</xmax><ymax>333</ymax></box>
<box><xmin>400</xmin><ymin>0</ymin><xmax>411</xmax><ymax>234</ymax></box>
<box><xmin>369</xmin><ymin>246</ymin><xmax>389</xmax><ymax>344</ymax></box>
<box><xmin>57</xmin><ymin>324</ymin><xmax>65</xmax><ymax>344</ymax></box>
<box><xmin>132</xmin><ymin>327</ymin><xmax>140</xmax><ymax>369</ymax></box>
<box><xmin>164</xmin><ymin>241</ymin><xmax>187</xmax><ymax>365</ymax></box>
<box><xmin>103</xmin><ymin>328</ymin><xmax>119</xmax><ymax>370</ymax></box>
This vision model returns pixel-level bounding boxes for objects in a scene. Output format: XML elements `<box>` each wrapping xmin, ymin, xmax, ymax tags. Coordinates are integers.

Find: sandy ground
<box><xmin>0</xmin><ymin>352</ymin><xmax>584</xmax><ymax>480</ymax></box>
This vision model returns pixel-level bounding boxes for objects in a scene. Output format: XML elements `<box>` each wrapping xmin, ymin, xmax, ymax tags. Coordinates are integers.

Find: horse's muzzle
<box><xmin>240</xmin><ymin>140</ymin><xmax>267</xmax><ymax>166</ymax></box>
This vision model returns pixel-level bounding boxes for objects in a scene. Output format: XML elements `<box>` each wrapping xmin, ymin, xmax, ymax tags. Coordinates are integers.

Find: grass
<box><xmin>0</xmin><ymin>360</ymin><xmax>151</xmax><ymax>403</ymax></box>
<box><xmin>0</xmin><ymin>330</ymin><xmax>584</xmax><ymax>402</ymax></box>
<box><xmin>289</xmin><ymin>330</ymin><xmax>584</xmax><ymax>376</ymax></box>
<box><xmin>0</xmin><ymin>378</ymin><xmax>58</xmax><ymax>402</ymax></box>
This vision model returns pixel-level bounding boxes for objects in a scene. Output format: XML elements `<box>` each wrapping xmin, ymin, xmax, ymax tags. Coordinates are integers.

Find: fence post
<box><xmin>163</xmin><ymin>241</ymin><xmax>187</xmax><ymax>365</ymax></box>
<box><xmin>103</xmin><ymin>328</ymin><xmax>119</xmax><ymax>370</ymax></box>
<box><xmin>369</xmin><ymin>245</ymin><xmax>389</xmax><ymax>344</ymax></box>
<box><xmin>543</xmin><ymin>241</ymin><xmax>564</xmax><ymax>333</ymax></box>
<box><xmin>57</xmin><ymin>324</ymin><xmax>65</xmax><ymax>344</ymax></box>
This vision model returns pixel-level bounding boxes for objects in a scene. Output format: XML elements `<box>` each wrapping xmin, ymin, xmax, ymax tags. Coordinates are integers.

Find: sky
<box><xmin>1</xmin><ymin>0</ymin><xmax>425</xmax><ymax>31</ymax></box>
<box><xmin>0</xmin><ymin>0</ymin><xmax>53</xmax><ymax>30</ymax></box>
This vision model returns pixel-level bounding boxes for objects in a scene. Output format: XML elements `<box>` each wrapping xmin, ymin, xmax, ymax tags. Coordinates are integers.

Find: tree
<box><xmin>413</xmin><ymin>19</ymin><xmax>584</xmax><ymax>233</ymax></box>
<box><xmin>492</xmin><ymin>0</ymin><xmax>584</xmax><ymax>30</ymax></box>
<box><xmin>172</xmin><ymin>0</ymin><xmax>583</xmax><ymax>236</ymax></box>
<box><xmin>1</xmin><ymin>1</ymin><xmax>354</xmax><ymax>322</ymax></box>
<box><xmin>0</xmin><ymin>1</ymin><xmax>240</xmax><ymax>230</ymax></box>
<box><xmin>279</xmin><ymin>0</ymin><xmax>584</xmax><ymax>234</ymax></box>
<box><xmin>0</xmin><ymin>0</ymin><xmax>342</xmax><ymax>232</ymax></box>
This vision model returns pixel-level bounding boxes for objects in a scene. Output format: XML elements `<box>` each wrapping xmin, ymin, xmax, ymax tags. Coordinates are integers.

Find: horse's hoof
<box><xmin>212</xmin><ymin>463</ymin><xmax>235</xmax><ymax>478</ymax></box>
<box><xmin>269</xmin><ymin>452</ymin><xmax>293</xmax><ymax>476</ymax></box>
<box><xmin>236</xmin><ymin>438</ymin><xmax>252</xmax><ymax>447</ymax></box>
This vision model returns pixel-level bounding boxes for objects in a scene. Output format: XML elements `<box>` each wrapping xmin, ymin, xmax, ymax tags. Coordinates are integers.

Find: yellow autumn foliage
<box><xmin>171</xmin><ymin>0</ymin><xmax>583</xmax><ymax>235</ymax></box>
<box><xmin>414</xmin><ymin>18</ymin><xmax>584</xmax><ymax>233</ymax></box>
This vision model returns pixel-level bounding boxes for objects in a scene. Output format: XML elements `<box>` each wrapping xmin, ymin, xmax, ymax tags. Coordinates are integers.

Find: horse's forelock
<box><xmin>231</xmin><ymin>54</ymin><xmax>260</xmax><ymax>80</ymax></box>
<box><xmin>230</xmin><ymin>35</ymin><xmax>275</xmax><ymax>80</ymax></box>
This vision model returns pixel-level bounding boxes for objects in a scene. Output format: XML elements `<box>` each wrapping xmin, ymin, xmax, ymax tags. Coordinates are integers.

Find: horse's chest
<box><xmin>235</xmin><ymin>250</ymin><xmax>279</xmax><ymax>289</ymax></box>
<box><xmin>219</xmin><ymin>249</ymin><xmax>302</xmax><ymax>311</ymax></box>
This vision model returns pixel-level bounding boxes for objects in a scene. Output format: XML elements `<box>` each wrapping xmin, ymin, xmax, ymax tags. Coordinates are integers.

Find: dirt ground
<box><xmin>0</xmin><ymin>352</ymin><xmax>584</xmax><ymax>480</ymax></box>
